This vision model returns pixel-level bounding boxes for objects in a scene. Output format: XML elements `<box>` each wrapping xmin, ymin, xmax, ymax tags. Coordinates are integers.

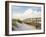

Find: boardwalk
<box><xmin>12</xmin><ymin>22</ymin><xmax>36</xmax><ymax>31</ymax></box>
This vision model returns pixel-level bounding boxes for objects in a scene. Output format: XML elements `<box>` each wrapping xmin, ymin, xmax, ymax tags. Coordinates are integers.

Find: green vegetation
<box><xmin>12</xmin><ymin>17</ymin><xmax>41</xmax><ymax>29</ymax></box>
<box><xmin>12</xmin><ymin>19</ymin><xmax>22</xmax><ymax>26</ymax></box>
<box><xmin>17</xmin><ymin>19</ymin><xmax>22</xmax><ymax>23</ymax></box>
<box><xmin>12</xmin><ymin>19</ymin><xmax>17</xmax><ymax>26</ymax></box>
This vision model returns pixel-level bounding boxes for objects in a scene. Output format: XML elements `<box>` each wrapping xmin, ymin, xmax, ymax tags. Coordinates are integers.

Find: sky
<box><xmin>12</xmin><ymin>5</ymin><xmax>41</xmax><ymax>20</ymax></box>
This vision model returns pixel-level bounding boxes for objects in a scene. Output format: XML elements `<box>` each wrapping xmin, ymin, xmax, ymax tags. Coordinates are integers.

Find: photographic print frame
<box><xmin>5</xmin><ymin>1</ymin><xmax>45</xmax><ymax>36</ymax></box>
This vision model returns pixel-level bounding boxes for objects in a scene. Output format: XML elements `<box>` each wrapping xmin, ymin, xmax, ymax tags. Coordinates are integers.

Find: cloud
<box><xmin>12</xmin><ymin>13</ymin><xmax>21</xmax><ymax>19</ymax></box>
<box><xmin>12</xmin><ymin>13</ymin><xmax>24</xmax><ymax>20</ymax></box>
<box><xmin>12</xmin><ymin>8</ymin><xmax>41</xmax><ymax>20</ymax></box>
<box><xmin>22</xmin><ymin>9</ymin><xmax>41</xmax><ymax>19</ymax></box>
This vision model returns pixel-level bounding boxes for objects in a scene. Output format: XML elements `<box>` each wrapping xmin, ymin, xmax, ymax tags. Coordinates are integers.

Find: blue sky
<box><xmin>12</xmin><ymin>5</ymin><xmax>41</xmax><ymax>14</ymax></box>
